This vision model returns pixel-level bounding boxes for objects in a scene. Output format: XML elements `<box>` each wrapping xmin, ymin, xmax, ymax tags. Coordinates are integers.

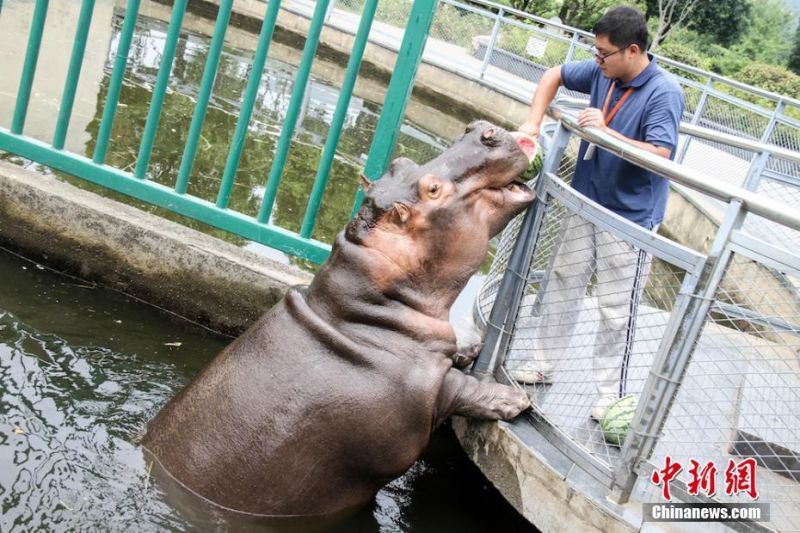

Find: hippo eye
<box><xmin>429</xmin><ymin>183</ymin><xmax>440</xmax><ymax>196</ymax></box>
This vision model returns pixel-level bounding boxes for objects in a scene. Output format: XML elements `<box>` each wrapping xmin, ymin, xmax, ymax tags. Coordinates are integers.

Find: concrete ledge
<box><xmin>452</xmin><ymin>417</ymin><xmax>639</xmax><ymax>533</ymax></box>
<box><xmin>0</xmin><ymin>161</ymin><xmax>311</xmax><ymax>335</ymax></box>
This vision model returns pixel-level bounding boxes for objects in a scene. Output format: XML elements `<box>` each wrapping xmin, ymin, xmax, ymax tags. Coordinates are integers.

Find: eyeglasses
<box><xmin>590</xmin><ymin>44</ymin><xmax>629</xmax><ymax>64</ymax></box>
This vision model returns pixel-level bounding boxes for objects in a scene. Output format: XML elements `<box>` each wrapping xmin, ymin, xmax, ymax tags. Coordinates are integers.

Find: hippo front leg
<box><xmin>435</xmin><ymin>367</ymin><xmax>530</xmax><ymax>425</ymax></box>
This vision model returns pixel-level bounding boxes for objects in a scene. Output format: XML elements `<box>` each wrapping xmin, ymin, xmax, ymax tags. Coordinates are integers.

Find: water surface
<box><xmin>0</xmin><ymin>247</ymin><xmax>534</xmax><ymax>531</ymax></box>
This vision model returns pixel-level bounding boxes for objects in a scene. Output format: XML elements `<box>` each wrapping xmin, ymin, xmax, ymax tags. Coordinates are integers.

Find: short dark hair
<box><xmin>592</xmin><ymin>6</ymin><xmax>649</xmax><ymax>52</ymax></box>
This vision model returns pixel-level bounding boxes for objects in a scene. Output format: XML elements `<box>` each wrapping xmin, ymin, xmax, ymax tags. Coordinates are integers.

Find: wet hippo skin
<box><xmin>141</xmin><ymin>121</ymin><xmax>538</xmax><ymax>523</ymax></box>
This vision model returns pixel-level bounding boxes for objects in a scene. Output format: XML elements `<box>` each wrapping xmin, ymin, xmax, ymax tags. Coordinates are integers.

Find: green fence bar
<box><xmin>10</xmin><ymin>0</ymin><xmax>49</xmax><ymax>135</ymax></box>
<box><xmin>349</xmin><ymin>0</ymin><xmax>439</xmax><ymax>217</ymax></box>
<box><xmin>92</xmin><ymin>0</ymin><xmax>142</xmax><ymax>164</ymax></box>
<box><xmin>300</xmin><ymin>0</ymin><xmax>378</xmax><ymax>239</ymax></box>
<box><xmin>257</xmin><ymin>0</ymin><xmax>330</xmax><ymax>223</ymax></box>
<box><xmin>134</xmin><ymin>0</ymin><xmax>188</xmax><ymax>179</ymax></box>
<box><xmin>216</xmin><ymin>0</ymin><xmax>282</xmax><ymax>207</ymax></box>
<box><xmin>174</xmin><ymin>0</ymin><xmax>233</xmax><ymax>194</ymax></box>
<box><xmin>0</xmin><ymin>128</ymin><xmax>331</xmax><ymax>264</ymax></box>
<box><xmin>53</xmin><ymin>0</ymin><xmax>96</xmax><ymax>150</ymax></box>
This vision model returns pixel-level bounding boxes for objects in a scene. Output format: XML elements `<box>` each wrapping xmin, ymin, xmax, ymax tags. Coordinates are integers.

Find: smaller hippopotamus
<box><xmin>141</xmin><ymin>121</ymin><xmax>537</xmax><ymax>526</ymax></box>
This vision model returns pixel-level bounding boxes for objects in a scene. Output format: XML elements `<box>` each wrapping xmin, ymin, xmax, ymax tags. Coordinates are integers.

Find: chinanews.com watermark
<box><xmin>644</xmin><ymin>503</ymin><xmax>769</xmax><ymax>523</ymax></box>
<box><xmin>644</xmin><ymin>455</ymin><xmax>770</xmax><ymax>523</ymax></box>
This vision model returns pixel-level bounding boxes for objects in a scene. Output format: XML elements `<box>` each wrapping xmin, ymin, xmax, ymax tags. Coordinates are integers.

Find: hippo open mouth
<box><xmin>478</xmin><ymin>131</ymin><xmax>537</xmax><ymax>202</ymax></box>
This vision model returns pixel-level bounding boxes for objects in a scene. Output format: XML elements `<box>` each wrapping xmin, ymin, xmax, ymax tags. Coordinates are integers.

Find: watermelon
<box><xmin>600</xmin><ymin>395</ymin><xmax>638</xmax><ymax>446</ymax></box>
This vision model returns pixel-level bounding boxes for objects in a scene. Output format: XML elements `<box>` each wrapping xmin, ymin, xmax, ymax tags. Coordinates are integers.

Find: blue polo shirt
<box><xmin>561</xmin><ymin>55</ymin><xmax>684</xmax><ymax>228</ymax></box>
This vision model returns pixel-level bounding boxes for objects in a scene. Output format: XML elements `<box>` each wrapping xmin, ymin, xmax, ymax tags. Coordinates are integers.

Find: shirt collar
<box><xmin>617</xmin><ymin>53</ymin><xmax>658</xmax><ymax>88</ymax></box>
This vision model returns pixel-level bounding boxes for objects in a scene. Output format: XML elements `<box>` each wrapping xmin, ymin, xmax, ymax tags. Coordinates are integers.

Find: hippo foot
<box><xmin>481</xmin><ymin>384</ymin><xmax>531</xmax><ymax>420</ymax></box>
<box><xmin>452</xmin><ymin>342</ymin><xmax>482</xmax><ymax>369</ymax></box>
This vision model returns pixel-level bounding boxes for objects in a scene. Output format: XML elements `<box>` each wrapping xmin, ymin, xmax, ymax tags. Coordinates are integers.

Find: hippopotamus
<box><xmin>141</xmin><ymin>120</ymin><xmax>537</xmax><ymax>526</ymax></box>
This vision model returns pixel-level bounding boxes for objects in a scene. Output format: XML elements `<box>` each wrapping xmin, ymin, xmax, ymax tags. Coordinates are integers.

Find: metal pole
<box><xmin>93</xmin><ymin>0</ymin><xmax>142</xmax><ymax>164</ymax></box>
<box><xmin>472</xmin><ymin>123</ymin><xmax>572</xmax><ymax>378</ymax></box>
<box><xmin>676</xmin><ymin>77</ymin><xmax>713</xmax><ymax>165</ymax></box>
<box><xmin>257</xmin><ymin>0</ymin><xmax>331</xmax><ymax>221</ymax></box>
<box><xmin>349</xmin><ymin>0</ymin><xmax>440</xmax><ymax>218</ymax></box>
<box><xmin>216</xmin><ymin>0</ymin><xmax>283</xmax><ymax>205</ymax></box>
<box><xmin>134</xmin><ymin>0</ymin><xmax>189</xmax><ymax>178</ymax></box>
<box><xmin>53</xmin><ymin>0</ymin><xmax>96</xmax><ymax>150</ymax></box>
<box><xmin>563</xmin><ymin>31</ymin><xmax>579</xmax><ymax>63</ymax></box>
<box><xmin>300</xmin><ymin>0</ymin><xmax>378</xmax><ymax>238</ymax></box>
<box><xmin>175</xmin><ymin>0</ymin><xmax>234</xmax><ymax>193</ymax></box>
<box><xmin>610</xmin><ymin>200</ymin><xmax>747</xmax><ymax>504</ymax></box>
<box><xmin>11</xmin><ymin>0</ymin><xmax>49</xmax><ymax>135</ymax></box>
<box><xmin>479</xmin><ymin>8</ymin><xmax>503</xmax><ymax>79</ymax></box>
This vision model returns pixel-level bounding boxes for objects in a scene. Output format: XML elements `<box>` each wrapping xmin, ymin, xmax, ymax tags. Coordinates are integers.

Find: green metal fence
<box><xmin>0</xmin><ymin>0</ymin><xmax>438</xmax><ymax>264</ymax></box>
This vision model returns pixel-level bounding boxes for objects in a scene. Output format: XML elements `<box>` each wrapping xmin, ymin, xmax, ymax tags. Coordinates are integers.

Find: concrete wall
<box><xmin>0</xmin><ymin>161</ymin><xmax>310</xmax><ymax>336</ymax></box>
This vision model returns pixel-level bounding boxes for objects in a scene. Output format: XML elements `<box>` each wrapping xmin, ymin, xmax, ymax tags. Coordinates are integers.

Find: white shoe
<box><xmin>506</xmin><ymin>360</ymin><xmax>553</xmax><ymax>385</ymax></box>
<box><xmin>591</xmin><ymin>394</ymin><xmax>618</xmax><ymax>421</ymax></box>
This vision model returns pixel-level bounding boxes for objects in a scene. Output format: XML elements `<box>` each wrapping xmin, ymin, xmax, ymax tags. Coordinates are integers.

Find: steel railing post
<box><xmin>610</xmin><ymin>199</ymin><xmax>748</xmax><ymax>504</ymax></box>
<box><xmin>676</xmin><ymin>77</ymin><xmax>713</xmax><ymax>164</ymax></box>
<box><xmin>472</xmin><ymin>123</ymin><xmax>572</xmax><ymax>379</ymax></box>
<box><xmin>479</xmin><ymin>8</ymin><xmax>503</xmax><ymax>79</ymax></box>
<box><xmin>349</xmin><ymin>0</ymin><xmax>440</xmax><ymax>217</ymax></box>
<box><xmin>564</xmin><ymin>31</ymin><xmax>579</xmax><ymax>63</ymax></box>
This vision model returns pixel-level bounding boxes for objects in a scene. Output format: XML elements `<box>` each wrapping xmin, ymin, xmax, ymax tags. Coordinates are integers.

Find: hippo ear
<box><xmin>387</xmin><ymin>202</ymin><xmax>411</xmax><ymax>226</ymax></box>
<box><xmin>387</xmin><ymin>157</ymin><xmax>417</xmax><ymax>179</ymax></box>
<box><xmin>359</xmin><ymin>173</ymin><xmax>372</xmax><ymax>193</ymax></box>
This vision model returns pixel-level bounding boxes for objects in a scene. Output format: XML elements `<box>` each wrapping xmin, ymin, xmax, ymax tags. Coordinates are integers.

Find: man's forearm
<box><xmin>520</xmin><ymin>66</ymin><xmax>562</xmax><ymax>135</ymax></box>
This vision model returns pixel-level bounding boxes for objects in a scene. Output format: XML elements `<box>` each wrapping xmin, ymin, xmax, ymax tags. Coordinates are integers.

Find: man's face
<box><xmin>593</xmin><ymin>34</ymin><xmax>635</xmax><ymax>80</ymax></box>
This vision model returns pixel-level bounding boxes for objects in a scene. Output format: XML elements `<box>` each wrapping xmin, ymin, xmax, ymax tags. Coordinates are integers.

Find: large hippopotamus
<box><xmin>141</xmin><ymin>121</ymin><xmax>537</xmax><ymax>526</ymax></box>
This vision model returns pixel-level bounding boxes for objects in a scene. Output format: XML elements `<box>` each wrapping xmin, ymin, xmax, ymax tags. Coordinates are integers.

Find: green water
<box><xmin>0</xmin><ymin>245</ymin><xmax>534</xmax><ymax>532</ymax></box>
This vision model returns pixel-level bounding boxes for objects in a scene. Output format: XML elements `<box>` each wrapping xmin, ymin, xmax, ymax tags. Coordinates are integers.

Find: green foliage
<box><xmin>736</xmin><ymin>63</ymin><xmax>800</xmax><ymax>99</ymax></box>
<box><xmin>431</xmin><ymin>3</ymin><xmax>495</xmax><ymax>48</ymax></box>
<box><xmin>503</xmin><ymin>0</ymin><xmax>560</xmax><ymax>18</ymax></box>
<box><xmin>653</xmin><ymin>40</ymin><xmax>710</xmax><ymax>71</ymax></box>
<box><xmin>645</xmin><ymin>0</ymin><xmax>751</xmax><ymax>47</ymax></box>
<box><xmin>687</xmin><ymin>0</ymin><xmax>752</xmax><ymax>47</ymax></box>
<box><xmin>558</xmin><ymin>0</ymin><xmax>645</xmax><ymax>31</ymax></box>
<box><xmin>790</xmin><ymin>26</ymin><xmax>800</xmax><ymax>75</ymax></box>
<box><xmin>730</xmin><ymin>0</ymin><xmax>794</xmax><ymax>66</ymax></box>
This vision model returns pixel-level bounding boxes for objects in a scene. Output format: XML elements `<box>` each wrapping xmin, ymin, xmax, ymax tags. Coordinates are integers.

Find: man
<box><xmin>510</xmin><ymin>6</ymin><xmax>684</xmax><ymax>421</ymax></box>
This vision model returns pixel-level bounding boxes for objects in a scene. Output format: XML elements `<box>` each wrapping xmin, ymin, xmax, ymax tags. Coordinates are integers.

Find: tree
<box><xmin>686</xmin><ymin>0</ymin><xmax>752</xmax><ymax>47</ymax></box>
<box><xmin>736</xmin><ymin>63</ymin><xmax>800</xmax><ymax>99</ymax></box>
<box><xmin>789</xmin><ymin>25</ymin><xmax>800</xmax><ymax>75</ymax></box>
<box><xmin>649</xmin><ymin>0</ymin><xmax>702</xmax><ymax>48</ymax></box>
<box><xmin>645</xmin><ymin>0</ymin><xmax>752</xmax><ymax>48</ymax></box>
<box><xmin>732</xmin><ymin>0</ymin><xmax>794</xmax><ymax>67</ymax></box>
<box><xmin>557</xmin><ymin>0</ymin><xmax>645</xmax><ymax>30</ymax></box>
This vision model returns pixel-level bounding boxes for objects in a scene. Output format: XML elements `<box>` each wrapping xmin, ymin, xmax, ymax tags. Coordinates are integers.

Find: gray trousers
<box><xmin>531</xmin><ymin>214</ymin><xmax>653</xmax><ymax>397</ymax></box>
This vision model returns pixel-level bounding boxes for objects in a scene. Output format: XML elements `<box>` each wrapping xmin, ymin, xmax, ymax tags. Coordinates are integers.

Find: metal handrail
<box><xmin>553</xmin><ymin>97</ymin><xmax>800</xmax><ymax>163</ymax></box>
<box><xmin>548</xmin><ymin>101</ymin><xmax>800</xmax><ymax>231</ymax></box>
<box><xmin>444</xmin><ymin>0</ymin><xmax>800</xmax><ymax>108</ymax></box>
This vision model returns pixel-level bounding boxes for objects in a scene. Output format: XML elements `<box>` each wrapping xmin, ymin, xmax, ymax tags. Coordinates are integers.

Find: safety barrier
<box><xmin>474</xmin><ymin>99</ymin><xmax>800</xmax><ymax>531</ymax></box>
<box><xmin>0</xmin><ymin>0</ymin><xmax>439</xmax><ymax>264</ymax></box>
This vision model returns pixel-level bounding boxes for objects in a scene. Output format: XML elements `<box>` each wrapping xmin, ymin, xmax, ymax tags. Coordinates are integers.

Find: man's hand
<box><xmin>577</xmin><ymin>107</ymin><xmax>606</xmax><ymax>130</ymax></box>
<box><xmin>518</xmin><ymin>120</ymin><xmax>540</xmax><ymax>138</ymax></box>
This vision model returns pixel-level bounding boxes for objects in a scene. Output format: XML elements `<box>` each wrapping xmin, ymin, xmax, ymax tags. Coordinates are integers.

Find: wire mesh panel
<box><xmin>475</xmin><ymin>137</ymin><xmax>580</xmax><ymax>325</ymax></box>
<box><xmin>426</xmin><ymin>0</ymin><xmax>494</xmax><ymax>60</ymax></box>
<box><xmin>680</xmin><ymin>136</ymin><xmax>757</xmax><ymax>190</ymax></box>
<box><xmin>642</xmin><ymin>239</ymin><xmax>800</xmax><ymax>532</ymax></box>
<box><xmin>498</xmin><ymin>177</ymin><xmax>694</xmax><ymax>473</ymax></box>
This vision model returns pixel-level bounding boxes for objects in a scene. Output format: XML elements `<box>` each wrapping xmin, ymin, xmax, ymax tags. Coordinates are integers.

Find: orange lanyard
<box><xmin>601</xmin><ymin>82</ymin><xmax>634</xmax><ymax>125</ymax></box>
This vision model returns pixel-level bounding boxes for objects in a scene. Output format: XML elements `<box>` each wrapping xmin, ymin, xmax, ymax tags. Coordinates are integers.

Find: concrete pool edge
<box><xmin>0</xmin><ymin>161</ymin><xmax>311</xmax><ymax>336</ymax></box>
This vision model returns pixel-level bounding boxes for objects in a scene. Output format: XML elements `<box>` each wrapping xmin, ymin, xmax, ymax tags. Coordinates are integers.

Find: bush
<box><xmin>736</xmin><ymin>63</ymin><xmax>800</xmax><ymax>101</ymax></box>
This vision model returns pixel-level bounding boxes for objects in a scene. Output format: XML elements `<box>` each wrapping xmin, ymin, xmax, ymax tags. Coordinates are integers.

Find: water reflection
<box><xmin>0</xmin><ymin>249</ymin><xmax>533</xmax><ymax>531</ymax></box>
<box><xmin>64</xmin><ymin>12</ymin><xmax>450</xmax><ymax>248</ymax></box>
